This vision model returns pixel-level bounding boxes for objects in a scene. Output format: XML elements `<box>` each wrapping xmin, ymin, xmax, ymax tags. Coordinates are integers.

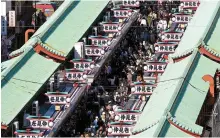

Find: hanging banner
<box><xmin>15</xmin><ymin>130</ymin><xmax>44</xmax><ymax>138</ymax></box>
<box><xmin>65</xmin><ymin>69</ymin><xmax>87</xmax><ymax>82</ymax></box>
<box><xmin>131</xmin><ymin>82</ymin><xmax>156</xmax><ymax>95</ymax></box>
<box><xmin>85</xmin><ymin>46</ymin><xmax>105</xmax><ymax>56</ymax></box>
<box><xmin>45</xmin><ymin>92</ymin><xmax>70</xmax><ymax>105</ymax></box>
<box><xmin>123</xmin><ymin>0</ymin><xmax>140</xmax><ymax>7</ymax></box>
<box><xmin>9</xmin><ymin>11</ymin><xmax>16</xmax><ymax>27</ymax></box>
<box><xmin>112</xmin><ymin>8</ymin><xmax>133</xmax><ymax>18</ymax></box>
<box><xmin>1</xmin><ymin>16</ymin><xmax>7</xmax><ymax>35</ymax></box>
<box><xmin>70</xmin><ymin>59</ymin><xmax>94</xmax><ymax>70</ymax></box>
<box><xmin>88</xmin><ymin>36</ymin><xmax>111</xmax><ymax>46</ymax></box>
<box><xmin>161</xmin><ymin>31</ymin><xmax>183</xmax><ymax>42</ymax></box>
<box><xmin>26</xmin><ymin>116</ymin><xmax>53</xmax><ymax>130</ymax></box>
<box><xmin>108</xmin><ymin>122</ymin><xmax>134</xmax><ymax>136</ymax></box>
<box><xmin>172</xmin><ymin>14</ymin><xmax>192</xmax><ymax>23</ymax></box>
<box><xmin>144</xmin><ymin>62</ymin><xmax>167</xmax><ymax>73</ymax></box>
<box><xmin>154</xmin><ymin>42</ymin><xmax>178</xmax><ymax>54</ymax></box>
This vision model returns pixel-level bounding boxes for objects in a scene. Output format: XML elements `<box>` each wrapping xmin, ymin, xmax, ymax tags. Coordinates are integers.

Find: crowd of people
<box><xmin>58</xmin><ymin>1</ymin><xmax>182</xmax><ymax>137</ymax></box>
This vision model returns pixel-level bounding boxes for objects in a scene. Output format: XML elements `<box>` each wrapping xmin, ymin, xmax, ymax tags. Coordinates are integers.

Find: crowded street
<box><xmin>56</xmin><ymin>1</ymin><xmax>187</xmax><ymax>137</ymax></box>
<box><xmin>2</xmin><ymin>0</ymin><xmax>220</xmax><ymax>137</ymax></box>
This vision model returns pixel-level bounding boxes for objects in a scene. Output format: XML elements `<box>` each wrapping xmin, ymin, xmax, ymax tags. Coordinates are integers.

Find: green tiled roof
<box><xmin>133</xmin><ymin>1</ymin><xmax>220</xmax><ymax>136</ymax></box>
<box><xmin>159</xmin><ymin>120</ymin><xmax>192</xmax><ymax>137</ymax></box>
<box><xmin>1</xmin><ymin>48</ymin><xmax>60</xmax><ymax>125</ymax></box>
<box><xmin>1</xmin><ymin>0</ymin><xmax>109</xmax><ymax>125</ymax></box>
<box><xmin>204</xmin><ymin>8</ymin><xmax>220</xmax><ymax>52</ymax></box>
<box><xmin>171</xmin><ymin>1</ymin><xmax>220</xmax><ymax>57</ymax></box>
<box><xmin>132</xmin><ymin>51</ymin><xmax>197</xmax><ymax>137</ymax></box>
<box><xmin>41</xmin><ymin>0</ymin><xmax>109</xmax><ymax>54</ymax></box>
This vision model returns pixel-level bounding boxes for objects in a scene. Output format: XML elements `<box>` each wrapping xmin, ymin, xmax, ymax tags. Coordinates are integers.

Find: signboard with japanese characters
<box><xmin>85</xmin><ymin>46</ymin><xmax>105</xmax><ymax>56</ymax></box>
<box><xmin>70</xmin><ymin>59</ymin><xmax>94</xmax><ymax>70</ymax></box>
<box><xmin>26</xmin><ymin>116</ymin><xmax>53</xmax><ymax>129</ymax></box>
<box><xmin>123</xmin><ymin>0</ymin><xmax>140</xmax><ymax>7</ymax></box>
<box><xmin>89</xmin><ymin>36</ymin><xmax>111</xmax><ymax>46</ymax></box>
<box><xmin>45</xmin><ymin>92</ymin><xmax>70</xmax><ymax>105</ymax></box>
<box><xmin>101</xmin><ymin>22</ymin><xmax>120</xmax><ymax>33</ymax></box>
<box><xmin>162</xmin><ymin>32</ymin><xmax>183</xmax><ymax>42</ymax></box>
<box><xmin>15</xmin><ymin>130</ymin><xmax>44</xmax><ymax>138</ymax></box>
<box><xmin>172</xmin><ymin>14</ymin><xmax>192</xmax><ymax>23</ymax></box>
<box><xmin>154</xmin><ymin>42</ymin><xmax>178</xmax><ymax>54</ymax></box>
<box><xmin>144</xmin><ymin>62</ymin><xmax>167</xmax><ymax>73</ymax></box>
<box><xmin>112</xmin><ymin>8</ymin><xmax>132</xmax><ymax>18</ymax></box>
<box><xmin>108</xmin><ymin>122</ymin><xmax>134</xmax><ymax>136</ymax></box>
<box><xmin>131</xmin><ymin>82</ymin><xmax>155</xmax><ymax>95</ymax></box>
<box><xmin>115</xmin><ymin>110</ymin><xmax>141</xmax><ymax>122</ymax></box>
<box><xmin>1</xmin><ymin>16</ymin><xmax>7</xmax><ymax>35</ymax></box>
<box><xmin>9</xmin><ymin>11</ymin><xmax>16</xmax><ymax>27</ymax></box>
<box><xmin>65</xmin><ymin>70</ymin><xmax>85</xmax><ymax>81</ymax></box>
<box><xmin>181</xmin><ymin>0</ymin><xmax>200</xmax><ymax>10</ymax></box>
<box><xmin>117</xmin><ymin>114</ymin><xmax>138</xmax><ymax>122</ymax></box>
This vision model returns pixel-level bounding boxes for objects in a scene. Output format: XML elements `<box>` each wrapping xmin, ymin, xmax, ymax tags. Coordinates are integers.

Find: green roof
<box><xmin>1</xmin><ymin>48</ymin><xmax>60</xmax><ymax>125</ymax></box>
<box><xmin>159</xmin><ymin>120</ymin><xmax>192</xmax><ymax>137</ymax></box>
<box><xmin>1</xmin><ymin>0</ymin><xmax>109</xmax><ymax>125</ymax></box>
<box><xmin>133</xmin><ymin>1</ymin><xmax>220</xmax><ymax>137</ymax></box>
<box><xmin>158</xmin><ymin>53</ymin><xmax>219</xmax><ymax>137</ymax></box>
<box><xmin>41</xmin><ymin>0</ymin><xmax>109</xmax><ymax>54</ymax></box>
<box><xmin>132</xmin><ymin>51</ymin><xmax>197</xmax><ymax>137</ymax></box>
<box><xmin>172</xmin><ymin>1</ymin><xmax>220</xmax><ymax>57</ymax></box>
<box><xmin>204</xmin><ymin>8</ymin><xmax>220</xmax><ymax>52</ymax></box>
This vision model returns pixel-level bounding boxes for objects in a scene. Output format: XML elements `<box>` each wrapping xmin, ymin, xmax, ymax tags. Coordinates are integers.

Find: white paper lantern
<box><xmin>155</xmin><ymin>47</ymin><xmax>159</xmax><ymax>51</ymax></box>
<box><xmin>144</xmin><ymin>66</ymin><xmax>148</xmax><ymax>70</ymax></box>
<box><xmin>90</xmin><ymin>64</ymin><xmax>95</xmax><ymax>69</ymax></box>
<box><xmin>118</xmin><ymin>26</ymin><xmax>122</xmax><ymax>31</ymax></box>
<box><xmin>107</xmin><ymin>41</ymin><xmax>111</xmax><ymax>46</ymax></box>
<box><xmin>48</xmin><ymin>121</ymin><xmax>54</xmax><ymax>127</ymax></box>
<box><xmin>115</xmin><ymin>115</ymin><xmax>120</xmax><ymax>121</ymax></box>
<box><xmin>136</xmin><ymin>1</ymin><xmax>140</xmax><ymax>5</ymax></box>
<box><xmin>128</xmin><ymin>12</ymin><xmax>132</xmax><ymax>16</ymax></box>
<box><xmin>108</xmin><ymin>127</ymin><xmax>113</xmax><ymax>133</ymax></box>
<box><xmin>83</xmin><ymin>74</ymin><xmax>87</xmax><ymax>79</ymax></box>
<box><xmin>180</xmin><ymin>3</ymin><xmax>184</xmax><ymax>7</ymax></box>
<box><xmin>161</xmin><ymin>35</ymin><xmax>165</xmax><ymax>40</ymax></box>
<box><xmin>65</xmin><ymin>104</ymin><xmax>70</xmax><ymax>109</ymax></box>
<box><xmin>131</xmin><ymin>87</ymin><xmax>136</xmax><ymax>92</ymax></box>
<box><xmin>101</xmin><ymin>50</ymin><xmax>105</xmax><ymax>55</ymax></box>
<box><xmin>66</xmin><ymin>98</ymin><xmax>71</xmax><ymax>103</ymax></box>
<box><xmin>172</xmin><ymin>17</ymin><xmax>176</xmax><ymax>22</ymax></box>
